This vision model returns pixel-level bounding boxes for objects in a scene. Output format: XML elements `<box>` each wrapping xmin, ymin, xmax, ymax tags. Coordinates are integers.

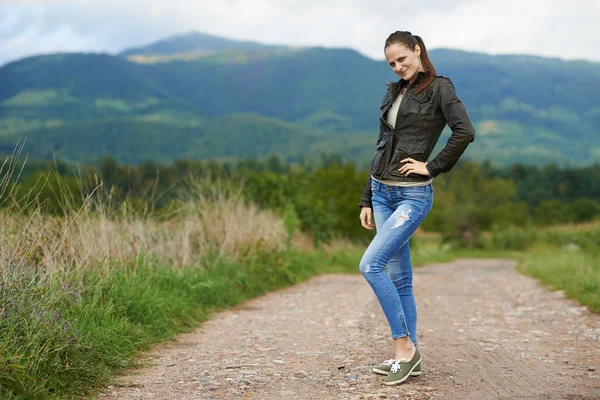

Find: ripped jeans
<box><xmin>359</xmin><ymin>179</ymin><xmax>433</xmax><ymax>343</ymax></box>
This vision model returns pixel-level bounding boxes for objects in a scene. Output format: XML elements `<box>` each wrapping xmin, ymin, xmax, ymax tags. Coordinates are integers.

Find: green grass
<box><xmin>518</xmin><ymin>245</ymin><xmax>600</xmax><ymax>312</ymax></box>
<box><xmin>0</xmin><ymin>247</ymin><xmax>358</xmax><ymax>400</ymax></box>
<box><xmin>481</xmin><ymin>224</ymin><xmax>600</xmax><ymax>313</ymax></box>
<box><xmin>410</xmin><ymin>235</ymin><xmax>518</xmax><ymax>265</ymax></box>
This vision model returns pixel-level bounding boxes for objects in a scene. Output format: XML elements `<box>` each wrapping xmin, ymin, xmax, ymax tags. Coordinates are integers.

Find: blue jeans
<box><xmin>359</xmin><ymin>180</ymin><xmax>434</xmax><ymax>343</ymax></box>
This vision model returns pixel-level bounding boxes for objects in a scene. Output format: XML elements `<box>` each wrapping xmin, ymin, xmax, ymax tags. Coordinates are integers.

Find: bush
<box><xmin>571</xmin><ymin>198</ymin><xmax>600</xmax><ymax>223</ymax></box>
<box><xmin>488</xmin><ymin>224</ymin><xmax>538</xmax><ymax>250</ymax></box>
<box><xmin>541</xmin><ymin>227</ymin><xmax>600</xmax><ymax>254</ymax></box>
<box><xmin>283</xmin><ymin>203</ymin><xmax>301</xmax><ymax>247</ymax></box>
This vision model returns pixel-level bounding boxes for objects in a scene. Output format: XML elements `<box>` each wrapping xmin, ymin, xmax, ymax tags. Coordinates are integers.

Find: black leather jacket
<box><xmin>359</xmin><ymin>71</ymin><xmax>475</xmax><ymax>208</ymax></box>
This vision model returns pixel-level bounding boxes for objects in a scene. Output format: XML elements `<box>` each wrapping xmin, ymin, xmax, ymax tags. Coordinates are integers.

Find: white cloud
<box><xmin>0</xmin><ymin>0</ymin><xmax>599</xmax><ymax>66</ymax></box>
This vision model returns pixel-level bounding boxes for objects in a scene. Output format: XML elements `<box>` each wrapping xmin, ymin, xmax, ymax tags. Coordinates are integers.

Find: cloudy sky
<box><xmin>1</xmin><ymin>0</ymin><xmax>599</xmax><ymax>66</ymax></box>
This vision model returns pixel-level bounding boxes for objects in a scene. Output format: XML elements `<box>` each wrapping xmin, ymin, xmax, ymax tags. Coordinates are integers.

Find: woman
<box><xmin>358</xmin><ymin>31</ymin><xmax>475</xmax><ymax>385</ymax></box>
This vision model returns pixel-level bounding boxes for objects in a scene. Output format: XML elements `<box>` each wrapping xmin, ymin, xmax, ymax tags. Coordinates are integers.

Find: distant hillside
<box><xmin>1</xmin><ymin>33</ymin><xmax>599</xmax><ymax>166</ymax></box>
<box><xmin>0</xmin><ymin>114</ymin><xmax>330</xmax><ymax>165</ymax></box>
<box><xmin>0</xmin><ymin>53</ymin><xmax>196</xmax><ymax>126</ymax></box>
<box><xmin>119</xmin><ymin>31</ymin><xmax>293</xmax><ymax>63</ymax></box>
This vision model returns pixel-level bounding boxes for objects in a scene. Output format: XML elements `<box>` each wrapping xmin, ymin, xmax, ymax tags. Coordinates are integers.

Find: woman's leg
<box><xmin>360</xmin><ymin>188</ymin><xmax>431</xmax><ymax>349</ymax></box>
<box><xmin>387</xmin><ymin>242</ymin><xmax>418</xmax><ymax>348</ymax></box>
<box><xmin>371</xmin><ymin>194</ymin><xmax>418</xmax><ymax>347</ymax></box>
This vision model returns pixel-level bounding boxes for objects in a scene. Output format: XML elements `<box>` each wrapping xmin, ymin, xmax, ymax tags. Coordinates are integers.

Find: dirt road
<box><xmin>103</xmin><ymin>258</ymin><xmax>600</xmax><ymax>399</ymax></box>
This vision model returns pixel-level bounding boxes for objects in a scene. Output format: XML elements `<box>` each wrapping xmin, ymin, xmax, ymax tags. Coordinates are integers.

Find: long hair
<box><xmin>384</xmin><ymin>31</ymin><xmax>436</xmax><ymax>93</ymax></box>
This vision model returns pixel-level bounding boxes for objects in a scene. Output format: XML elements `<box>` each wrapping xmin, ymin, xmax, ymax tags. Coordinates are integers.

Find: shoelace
<box><xmin>389</xmin><ymin>359</ymin><xmax>408</xmax><ymax>374</ymax></box>
<box><xmin>382</xmin><ymin>359</ymin><xmax>395</xmax><ymax>366</ymax></box>
<box><xmin>390</xmin><ymin>361</ymin><xmax>401</xmax><ymax>374</ymax></box>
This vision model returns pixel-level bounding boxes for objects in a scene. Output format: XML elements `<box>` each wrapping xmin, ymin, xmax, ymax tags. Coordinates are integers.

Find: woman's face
<box><xmin>384</xmin><ymin>43</ymin><xmax>423</xmax><ymax>82</ymax></box>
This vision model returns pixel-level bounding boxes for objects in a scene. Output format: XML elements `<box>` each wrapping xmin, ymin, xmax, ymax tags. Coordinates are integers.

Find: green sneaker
<box><xmin>383</xmin><ymin>348</ymin><xmax>422</xmax><ymax>385</ymax></box>
<box><xmin>372</xmin><ymin>358</ymin><xmax>421</xmax><ymax>376</ymax></box>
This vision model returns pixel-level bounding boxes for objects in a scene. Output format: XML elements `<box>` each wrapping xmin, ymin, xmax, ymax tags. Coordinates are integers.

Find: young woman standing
<box><xmin>358</xmin><ymin>31</ymin><xmax>475</xmax><ymax>385</ymax></box>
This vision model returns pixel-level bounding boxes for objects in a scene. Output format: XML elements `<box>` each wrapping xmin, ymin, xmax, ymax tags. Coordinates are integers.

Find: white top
<box><xmin>386</xmin><ymin>93</ymin><xmax>403</xmax><ymax>129</ymax></box>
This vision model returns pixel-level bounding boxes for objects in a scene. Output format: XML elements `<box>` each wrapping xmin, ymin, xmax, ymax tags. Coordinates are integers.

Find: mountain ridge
<box><xmin>1</xmin><ymin>32</ymin><xmax>599</xmax><ymax>166</ymax></box>
<box><xmin>119</xmin><ymin>31</ymin><xmax>294</xmax><ymax>58</ymax></box>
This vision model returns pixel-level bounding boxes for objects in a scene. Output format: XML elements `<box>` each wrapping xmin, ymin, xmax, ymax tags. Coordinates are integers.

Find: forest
<box><xmin>5</xmin><ymin>154</ymin><xmax>600</xmax><ymax>246</ymax></box>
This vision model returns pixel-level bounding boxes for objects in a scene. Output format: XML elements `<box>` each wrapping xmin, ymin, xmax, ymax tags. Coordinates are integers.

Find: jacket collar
<box><xmin>386</xmin><ymin>69</ymin><xmax>431</xmax><ymax>97</ymax></box>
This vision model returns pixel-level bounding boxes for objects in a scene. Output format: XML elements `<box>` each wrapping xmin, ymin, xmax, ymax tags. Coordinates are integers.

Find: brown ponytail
<box><xmin>384</xmin><ymin>31</ymin><xmax>436</xmax><ymax>93</ymax></box>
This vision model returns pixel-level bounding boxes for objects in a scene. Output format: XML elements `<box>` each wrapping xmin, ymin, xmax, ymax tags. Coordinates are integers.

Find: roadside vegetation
<box><xmin>1</xmin><ymin>150</ymin><xmax>597</xmax><ymax>399</ymax></box>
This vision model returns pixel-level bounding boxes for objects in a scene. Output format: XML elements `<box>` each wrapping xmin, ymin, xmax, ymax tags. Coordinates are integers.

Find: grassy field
<box><xmin>518</xmin><ymin>245</ymin><xmax>599</xmax><ymax>311</ymax></box>
<box><xmin>516</xmin><ymin>226</ymin><xmax>600</xmax><ymax>312</ymax></box>
<box><xmin>0</xmin><ymin>153</ymin><xmax>598</xmax><ymax>398</ymax></box>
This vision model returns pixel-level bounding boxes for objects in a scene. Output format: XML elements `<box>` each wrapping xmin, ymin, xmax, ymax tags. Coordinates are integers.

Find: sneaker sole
<box><xmin>372</xmin><ymin>368</ymin><xmax>421</xmax><ymax>376</ymax></box>
<box><xmin>372</xmin><ymin>368</ymin><xmax>388</xmax><ymax>375</ymax></box>
<box><xmin>383</xmin><ymin>358</ymin><xmax>422</xmax><ymax>386</ymax></box>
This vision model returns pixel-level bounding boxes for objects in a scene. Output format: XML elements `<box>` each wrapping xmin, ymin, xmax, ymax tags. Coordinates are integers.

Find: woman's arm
<box><xmin>425</xmin><ymin>77</ymin><xmax>475</xmax><ymax>177</ymax></box>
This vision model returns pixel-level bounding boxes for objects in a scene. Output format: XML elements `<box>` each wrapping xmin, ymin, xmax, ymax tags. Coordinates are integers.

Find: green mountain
<box><xmin>1</xmin><ymin>114</ymin><xmax>327</xmax><ymax>165</ymax></box>
<box><xmin>120</xmin><ymin>31</ymin><xmax>291</xmax><ymax>56</ymax></box>
<box><xmin>1</xmin><ymin>32</ymin><xmax>599</xmax><ymax>166</ymax></box>
<box><xmin>119</xmin><ymin>31</ymin><xmax>294</xmax><ymax>64</ymax></box>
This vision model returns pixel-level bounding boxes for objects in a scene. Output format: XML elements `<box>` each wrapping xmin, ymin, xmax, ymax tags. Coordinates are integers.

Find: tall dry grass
<box><xmin>0</xmin><ymin>152</ymin><xmax>287</xmax><ymax>281</ymax></box>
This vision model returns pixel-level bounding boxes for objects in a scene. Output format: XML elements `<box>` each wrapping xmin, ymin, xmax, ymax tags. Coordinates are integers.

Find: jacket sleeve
<box><xmin>359</xmin><ymin>175</ymin><xmax>373</xmax><ymax>209</ymax></box>
<box><xmin>359</xmin><ymin>86</ymin><xmax>393</xmax><ymax>209</ymax></box>
<box><xmin>359</xmin><ymin>129</ymin><xmax>385</xmax><ymax>208</ymax></box>
<box><xmin>426</xmin><ymin>77</ymin><xmax>475</xmax><ymax>177</ymax></box>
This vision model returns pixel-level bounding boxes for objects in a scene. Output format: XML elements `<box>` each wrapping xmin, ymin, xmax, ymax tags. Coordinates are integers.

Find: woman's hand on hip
<box><xmin>399</xmin><ymin>158</ymin><xmax>431</xmax><ymax>176</ymax></box>
<box><xmin>360</xmin><ymin>207</ymin><xmax>375</xmax><ymax>230</ymax></box>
